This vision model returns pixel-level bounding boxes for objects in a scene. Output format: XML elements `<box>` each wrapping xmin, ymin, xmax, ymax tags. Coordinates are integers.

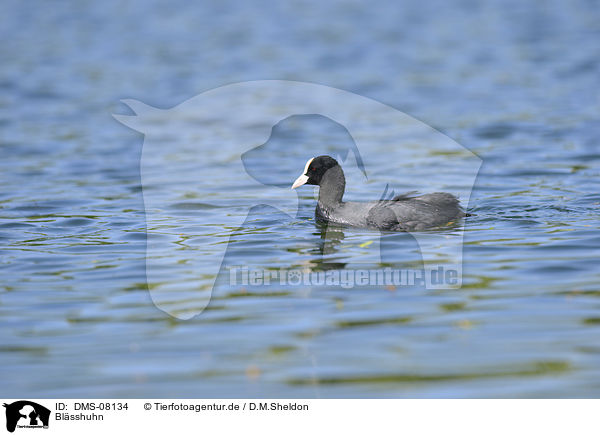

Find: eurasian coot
<box><xmin>291</xmin><ymin>155</ymin><xmax>466</xmax><ymax>231</ymax></box>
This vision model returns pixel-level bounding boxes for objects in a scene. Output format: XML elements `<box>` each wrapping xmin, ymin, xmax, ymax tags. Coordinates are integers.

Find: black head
<box><xmin>291</xmin><ymin>155</ymin><xmax>340</xmax><ymax>189</ymax></box>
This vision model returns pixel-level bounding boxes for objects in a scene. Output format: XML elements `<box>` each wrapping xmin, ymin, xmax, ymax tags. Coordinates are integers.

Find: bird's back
<box><xmin>317</xmin><ymin>192</ymin><xmax>464</xmax><ymax>231</ymax></box>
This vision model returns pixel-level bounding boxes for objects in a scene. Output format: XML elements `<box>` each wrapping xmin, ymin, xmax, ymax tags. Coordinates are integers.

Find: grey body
<box><xmin>316</xmin><ymin>192</ymin><xmax>464</xmax><ymax>231</ymax></box>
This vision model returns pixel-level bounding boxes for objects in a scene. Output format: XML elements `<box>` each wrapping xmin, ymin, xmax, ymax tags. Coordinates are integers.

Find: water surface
<box><xmin>0</xmin><ymin>0</ymin><xmax>599</xmax><ymax>398</ymax></box>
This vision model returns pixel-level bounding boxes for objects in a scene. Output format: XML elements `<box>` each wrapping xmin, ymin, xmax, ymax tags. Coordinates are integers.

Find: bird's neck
<box><xmin>318</xmin><ymin>165</ymin><xmax>345</xmax><ymax>207</ymax></box>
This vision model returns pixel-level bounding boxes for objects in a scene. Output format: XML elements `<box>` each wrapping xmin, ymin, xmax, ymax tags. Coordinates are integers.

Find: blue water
<box><xmin>1</xmin><ymin>0</ymin><xmax>599</xmax><ymax>398</ymax></box>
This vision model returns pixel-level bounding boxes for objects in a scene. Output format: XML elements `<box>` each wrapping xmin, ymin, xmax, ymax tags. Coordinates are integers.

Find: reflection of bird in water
<box><xmin>294</xmin><ymin>224</ymin><xmax>347</xmax><ymax>274</ymax></box>
<box><xmin>309</xmin><ymin>224</ymin><xmax>347</xmax><ymax>271</ymax></box>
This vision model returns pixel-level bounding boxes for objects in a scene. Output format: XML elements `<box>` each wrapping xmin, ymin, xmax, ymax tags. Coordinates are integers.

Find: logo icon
<box><xmin>3</xmin><ymin>401</ymin><xmax>50</xmax><ymax>433</ymax></box>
